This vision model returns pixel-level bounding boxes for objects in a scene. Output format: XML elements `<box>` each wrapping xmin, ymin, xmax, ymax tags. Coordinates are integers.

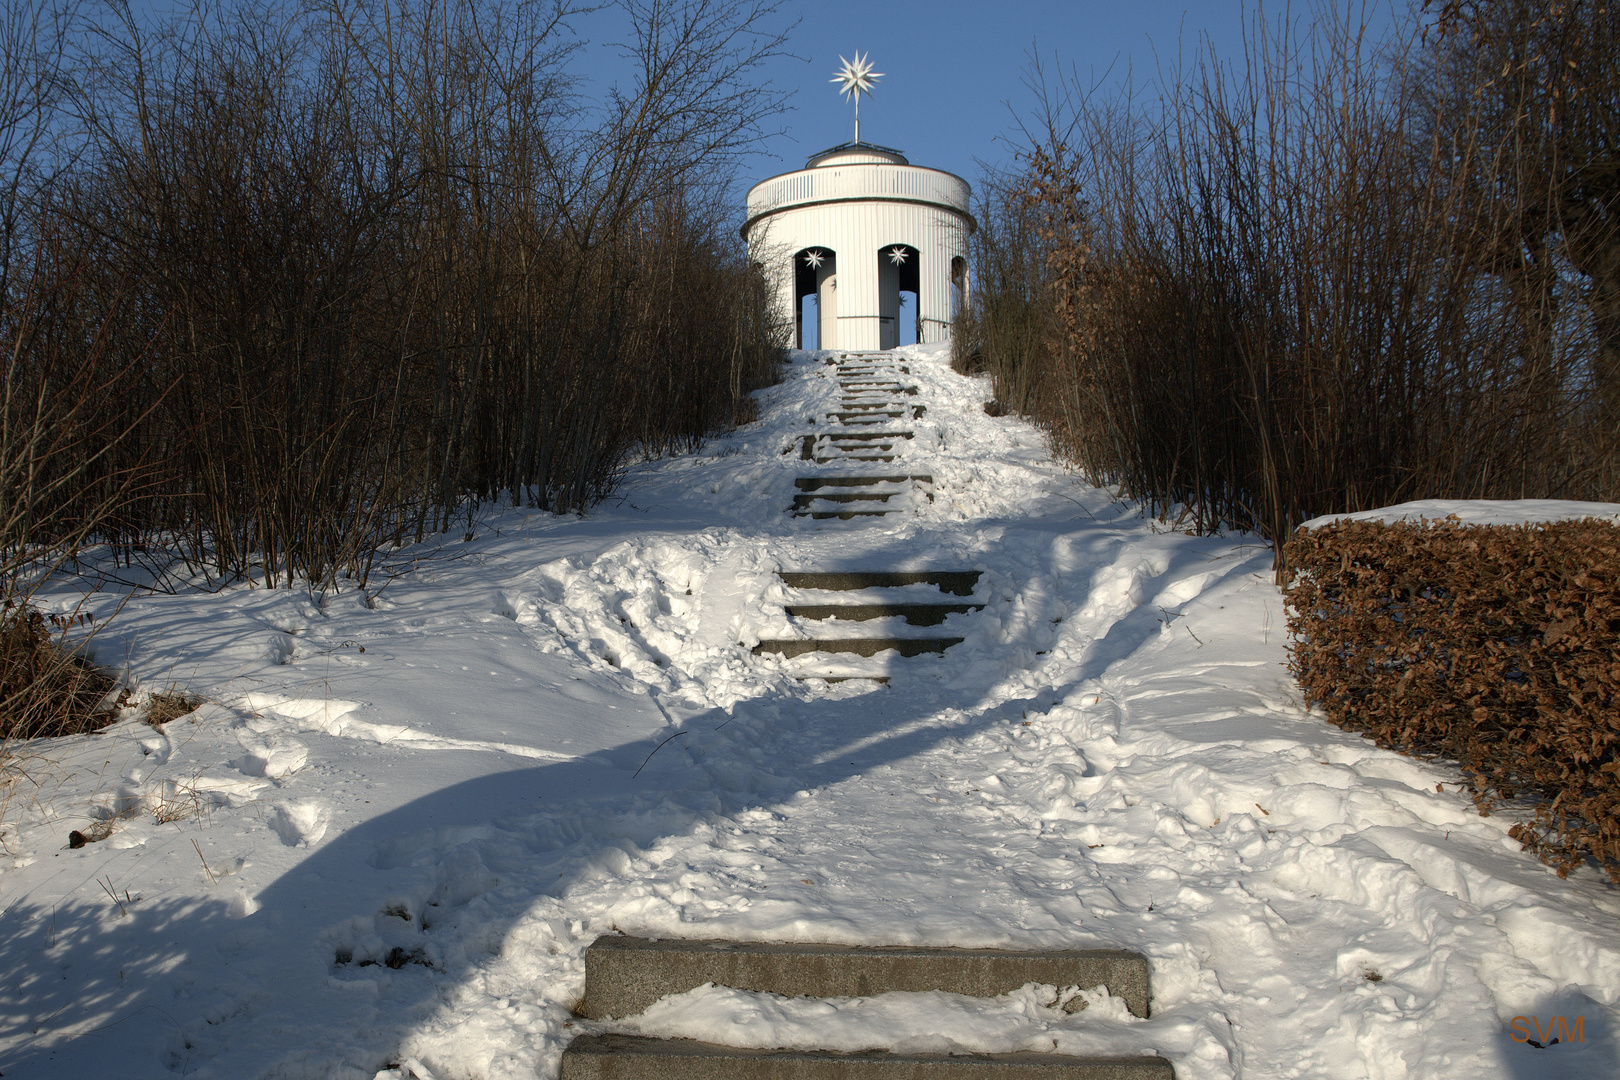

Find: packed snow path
<box><xmin>2</xmin><ymin>344</ymin><xmax>1617</xmax><ymax>1079</ymax></box>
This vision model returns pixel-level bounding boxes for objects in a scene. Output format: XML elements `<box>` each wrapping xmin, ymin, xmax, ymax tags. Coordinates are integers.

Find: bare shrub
<box><xmin>0</xmin><ymin>0</ymin><xmax>788</xmax><ymax>602</ymax></box>
<box><xmin>966</xmin><ymin>6</ymin><xmax>1616</xmax><ymax>572</ymax></box>
<box><xmin>0</xmin><ymin>602</ymin><xmax>119</xmax><ymax>741</ymax></box>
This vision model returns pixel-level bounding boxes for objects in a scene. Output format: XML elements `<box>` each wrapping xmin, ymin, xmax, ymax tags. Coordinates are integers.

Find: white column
<box><xmin>878</xmin><ymin>252</ymin><xmax>899</xmax><ymax>350</ymax></box>
<box><xmin>817</xmin><ymin>258</ymin><xmax>838</xmax><ymax>349</ymax></box>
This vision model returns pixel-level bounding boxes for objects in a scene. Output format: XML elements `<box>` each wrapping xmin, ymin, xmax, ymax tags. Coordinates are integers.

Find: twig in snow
<box><xmin>192</xmin><ymin>839</ymin><xmax>217</xmax><ymax>885</ymax></box>
<box><xmin>1048</xmin><ymin>488</ymin><xmax>1099</xmax><ymax>522</ymax></box>
<box><xmin>98</xmin><ymin>876</ymin><xmax>135</xmax><ymax>917</ymax></box>
<box><xmin>632</xmin><ymin>731</ymin><xmax>687</xmax><ymax>778</ymax></box>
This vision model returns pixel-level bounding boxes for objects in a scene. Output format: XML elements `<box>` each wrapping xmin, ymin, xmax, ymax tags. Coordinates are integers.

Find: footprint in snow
<box><xmin>268</xmin><ymin>799</ymin><xmax>328</xmax><ymax>847</ymax></box>
<box><xmin>233</xmin><ymin>729</ymin><xmax>310</xmax><ymax>778</ymax></box>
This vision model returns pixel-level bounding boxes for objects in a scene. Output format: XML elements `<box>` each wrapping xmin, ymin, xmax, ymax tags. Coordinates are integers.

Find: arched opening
<box><xmin>793</xmin><ymin>247</ymin><xmax>836</xmax><ymax>349</ymax></box>
<box><xmin>877</xmin><ymin>244</ymin><xmax>920</xmax><ymax>350</ymax></box>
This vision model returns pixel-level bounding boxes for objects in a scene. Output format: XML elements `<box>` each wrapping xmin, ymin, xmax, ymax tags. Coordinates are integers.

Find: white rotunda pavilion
<box><xmin>743</xmin><ymin>140</ymin><xmax>974</xmax><ymax>351</ymax></box>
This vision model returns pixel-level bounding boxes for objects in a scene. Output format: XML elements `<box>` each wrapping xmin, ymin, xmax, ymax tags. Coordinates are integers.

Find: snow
<box><xmin>2</xmin><ymin>344</ymin><xmax>1617</xmax><ymax>1079</ymax></box>
<box><xmin>1299</xmin><ymin>499</ymin><xmax>1620</xmax><ymax>530</ymax></box>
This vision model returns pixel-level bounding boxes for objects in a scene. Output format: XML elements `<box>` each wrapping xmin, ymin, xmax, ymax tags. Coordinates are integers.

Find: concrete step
<box><xmin>791</xmin><ymin>493</ymin><xmax>894</xmax><ymax>508</ymax></box>
<box><xmin>814</xmin><ymin>455</ymin><xmax>896</xmax><ymax>464</ymax></box>
<box><xmin>839</xmin><ymin>385</ymin><xmax>919</xmax><ymax>396</ymax></box>
<box><xmin>802</xmin><ymin>434</ymin><xmax>910</xmax><ymax>458</ymax></box>
<box><xmin>829</xmin><ymin>411</ymin><xmax>906</xmax><ymax>421</ymax></box>
<box><xmin>579</xmin><ymin>936</ymin><xmax>1151</xmax><ymax>1019</ymax></box>
<box><xmin>795</xmin><ymin>476</ymin><xmax>932</xmax><ymax>490</ymax></box>
<box><xmin>779</xmin><ymin>571</ymin><xmax>981</xmax><ymax>595</ymax></box>
<box><xmin>785</xmin><ymin>602</ymin><xmax>984</xmax><ymax>626</ymax></box>
<box><xmin>755</xmin><ymin>637</ymin><xmax>964</xmax><ymax>657</ymax></box>
<box><xmin>812</xmin><ymin>439</ymin><xmax>913</xmax><ymax>452</ymax></box>
<box><xmin>795</xmin><ymin>492</ymin><xmax>929</xmax><ymax>507</ymax></box>
<box><xmin>789</xmin><ymin>481</ymin><xmax>932</xmax><ymax>507</ymax></box>
<box><xmin>561</xmin><ymin>1035</ymin><xmax>1175</xmax><ymax>1079</ymax></box>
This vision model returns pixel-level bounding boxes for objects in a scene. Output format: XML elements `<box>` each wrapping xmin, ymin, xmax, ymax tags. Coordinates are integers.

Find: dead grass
<box><xmin>147</xmin><ymin>779</ymin><xmax>209</xmax><ymax>824</ymax></box>
<box><xmin>144</xmin><ymin>691</ymin><xmax>202</xmax><ymax>727</ymax></box>
<box><xmin>0</xmin><ymin>603</ymin><xmax>124</xmax><ymax>742</ymax></box>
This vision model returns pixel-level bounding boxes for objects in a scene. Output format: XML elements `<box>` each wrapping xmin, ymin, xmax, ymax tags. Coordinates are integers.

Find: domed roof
<box><xmin>805</xmin><ymin>141</ymin><xmax>910</xmax><ymax>168</ymax></box>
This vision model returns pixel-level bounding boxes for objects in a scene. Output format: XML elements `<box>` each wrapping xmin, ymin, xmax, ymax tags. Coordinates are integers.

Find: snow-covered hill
<box><xmin>2</xmin><ymin>344</ymin><xmax>1615</xmax><ymax>1079</ymax></box>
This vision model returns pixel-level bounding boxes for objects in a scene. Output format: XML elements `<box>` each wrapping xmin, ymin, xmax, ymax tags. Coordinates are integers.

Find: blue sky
<box><xmin>124</xmin><ymin>0</ymin><xmax>1402</xmax><ymax>199</ymax></box>
<box><xmin>733</xmin><ymin>0</ymin><xmax>1254</xmax><ymax>189</ymax></box>
<box><xmin>721</xmin><ymin>1</ymin><xmax>1403</xmax><ymax>192</ymax></box>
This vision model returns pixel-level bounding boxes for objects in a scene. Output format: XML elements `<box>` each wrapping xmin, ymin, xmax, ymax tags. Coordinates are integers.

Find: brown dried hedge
<box><xmin>1283</xmin><ymin>517</ymin><xmax>1620</xmax><ymax>882</ymax></box>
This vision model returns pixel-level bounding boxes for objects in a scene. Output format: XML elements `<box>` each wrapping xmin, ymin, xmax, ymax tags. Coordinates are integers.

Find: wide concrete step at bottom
<box><xmin>561</xmin><ymin>1035</ymin><xmax>1175</xmax><ymax>1079</ymax></box>
<box><xmin>580</xmin><ymin>937</ymin><xmax>1152</xmax><ymax>1019</ymax></box>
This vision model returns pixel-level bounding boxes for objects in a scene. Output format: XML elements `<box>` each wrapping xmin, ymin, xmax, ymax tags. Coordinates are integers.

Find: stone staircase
<box><xmin>562</xmin><ymin>936</ymin><xmax>1173</xmax><ymax>1078</ymax></box>
<box><xmin>791</xmin><ymin>353</ymin><xmax>928</xmax><ymax>517</ymax></box>
<box><xmin>754</xmin><ymin>570</ymin><xmax>984</xmax><ymax>681</ymax></box>
<box><xmin>559</xmin><ymin>352</ymin><xmax>1173</xmax><ymax>1077</ymax></box>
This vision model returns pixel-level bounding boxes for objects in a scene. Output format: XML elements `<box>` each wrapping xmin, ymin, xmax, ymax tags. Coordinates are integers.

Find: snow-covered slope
<box><xmin>2</xmin><ymin>345</ymin><xmax>1615</xmax><ymax>1079</ymax></box>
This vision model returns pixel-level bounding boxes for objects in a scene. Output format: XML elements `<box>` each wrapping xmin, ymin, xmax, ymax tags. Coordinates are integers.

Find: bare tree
<box><xmin>963</xmin><ymin>3</ymin><xmax>1613</xmax><ymax>574</ymax></box>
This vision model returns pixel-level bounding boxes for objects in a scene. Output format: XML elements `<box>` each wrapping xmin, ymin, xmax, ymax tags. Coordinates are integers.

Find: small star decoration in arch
<box><xmin>887</xmin><ymin>247</ymin><xmax>909</xmax><ymax>266</ymax></box>
<box><xmin>803</xmin><ymin>250</ymin><xmax>825</xmax><ymax>269</ymax></box>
